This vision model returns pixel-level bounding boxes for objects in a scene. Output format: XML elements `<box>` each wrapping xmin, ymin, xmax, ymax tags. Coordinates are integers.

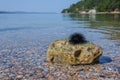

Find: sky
<box><xmin>0</xmin><ymin>0</ymin><xmax>80</xmax><ymax>13</ymax></box>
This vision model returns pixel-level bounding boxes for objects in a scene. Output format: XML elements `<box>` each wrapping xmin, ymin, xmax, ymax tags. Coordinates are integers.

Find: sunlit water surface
<box><xmin>0</xmin><ymin>13</ymin><xmax>120</xmax><ymax>68</ymax></box>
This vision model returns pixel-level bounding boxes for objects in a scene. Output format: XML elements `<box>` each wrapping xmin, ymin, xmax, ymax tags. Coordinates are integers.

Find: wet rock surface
<box><xmin>47</xmin><ymin>39</ymin><xmax>102</xmax><ymax>65</ymax></box>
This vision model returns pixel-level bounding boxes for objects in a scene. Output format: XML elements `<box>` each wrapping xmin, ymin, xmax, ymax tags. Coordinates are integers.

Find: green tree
<box><xmin>61</xmin><ymin>0</ymin><xmax>120</xmax><ymax>13</ymax></box>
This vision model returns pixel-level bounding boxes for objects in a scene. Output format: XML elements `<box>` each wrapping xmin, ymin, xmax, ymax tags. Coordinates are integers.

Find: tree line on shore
<box><xmin>62</xmin><ymin>0</ymin><xmax>120</xmax><ymax>13</ymax></box>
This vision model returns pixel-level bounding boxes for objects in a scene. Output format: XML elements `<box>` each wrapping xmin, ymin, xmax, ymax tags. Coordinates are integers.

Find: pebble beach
<box><xmin>0</xmin><ymin>13</ymin><xmax>120</xmax><ymax>80</ymax></box>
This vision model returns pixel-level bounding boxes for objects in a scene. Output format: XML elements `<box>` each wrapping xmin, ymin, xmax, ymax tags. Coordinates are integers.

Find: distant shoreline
<box><xmin>95</xmin><ymin>12</ymin><xmax>120</xmax><ymax>14</ymax></box>
<box><xmin>62</xmin><ymin>12</ymin><xmax>120</xmax><ymax>14</ymax></box>
<box><xmin>0</xmin><ymin>11</ymin><xmax>57</xmax><ymax>14</ymax></box>
<box><xmin>0</xmin><ymin>11</ymin><xmax>120</xmax><ymax>14</ymax></box>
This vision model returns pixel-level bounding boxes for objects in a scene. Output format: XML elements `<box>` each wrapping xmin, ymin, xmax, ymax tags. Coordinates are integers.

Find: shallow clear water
<box><xmin>0</xmin><ymin>13</ymin><xmax>120</xmax><ymax>69</ymax></box>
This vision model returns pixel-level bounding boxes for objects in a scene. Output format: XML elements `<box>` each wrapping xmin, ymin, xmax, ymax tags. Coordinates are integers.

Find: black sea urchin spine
<box><xmin>69</xmin><ymin>33</ymin><xmax>87</xmax><ymax>45</ymax></box>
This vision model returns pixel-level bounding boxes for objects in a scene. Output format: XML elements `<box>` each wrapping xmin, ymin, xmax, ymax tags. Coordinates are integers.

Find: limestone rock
<box><xmin>46</xmin><ymin>39</ymin><xmax>102</xmax><ymax>65</ymax></box>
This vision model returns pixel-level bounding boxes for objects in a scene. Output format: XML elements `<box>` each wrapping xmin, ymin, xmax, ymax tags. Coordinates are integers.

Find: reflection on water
<box><xmin>67</xmin><ymin>14</ymin><xmax>120</xmax><ymax>41</ymax></box>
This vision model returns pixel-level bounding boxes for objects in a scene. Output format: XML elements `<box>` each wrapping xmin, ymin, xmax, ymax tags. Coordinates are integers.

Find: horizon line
<box><xmin>0</xmin><ymin>11</ymin><xmax>59</xmax><ymax>14</ymax></box>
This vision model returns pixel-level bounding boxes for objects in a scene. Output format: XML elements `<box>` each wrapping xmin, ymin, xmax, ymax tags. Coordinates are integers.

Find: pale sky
<box><xmin>0</xmin><ymin>0</ymin><xmax>80</xmax><ymax>12</ymax></box>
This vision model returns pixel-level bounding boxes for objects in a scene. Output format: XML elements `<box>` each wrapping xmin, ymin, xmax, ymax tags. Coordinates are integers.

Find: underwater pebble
<box><xmin>0</xmin><ymin>35</ymin><xmax>120</xmax><ymax>80</ymax></box>
<box><xmin>16</xmin><ymin>75</ymin><xmax>23</xmax><ymax>79</ymax></box>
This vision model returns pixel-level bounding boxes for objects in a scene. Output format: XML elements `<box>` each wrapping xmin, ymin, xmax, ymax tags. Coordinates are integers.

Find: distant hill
<box><xmin>62</xmin><ymin>0</ymin><xmax>120</xmax><ymax>13</ymax></box>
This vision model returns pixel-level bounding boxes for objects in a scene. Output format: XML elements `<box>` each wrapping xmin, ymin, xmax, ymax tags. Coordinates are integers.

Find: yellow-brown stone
<box><xmin>46</xmin><ymin>39</ymin><xmax>102</xmax><ymax>65</ymax></box>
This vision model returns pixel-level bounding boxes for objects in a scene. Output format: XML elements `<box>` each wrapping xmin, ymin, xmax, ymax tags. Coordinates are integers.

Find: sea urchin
<box><xmin>69</xmin><ymin>33</ymin><xmax>87</xmax><ymax>45</ymax></box>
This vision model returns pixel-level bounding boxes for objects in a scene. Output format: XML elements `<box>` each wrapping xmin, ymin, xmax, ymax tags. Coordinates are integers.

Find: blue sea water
<box><xmin>0</xmin><ymin>13</ymin><xmax>120</xmax><ymax>68</ymax></box>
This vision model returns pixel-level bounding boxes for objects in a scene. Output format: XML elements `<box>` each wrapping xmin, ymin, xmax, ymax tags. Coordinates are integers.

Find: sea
<box><xmin>0</xmin><ymin>13</ymin><xmax>120</xmax><ymax>70</ymax></box>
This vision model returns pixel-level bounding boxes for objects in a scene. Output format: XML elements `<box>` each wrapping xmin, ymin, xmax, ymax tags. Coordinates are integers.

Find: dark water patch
<box><xmin>99</xmin><ymin>56</ymin><xmax>112</xmax><ymax>64</ymax></box>
<box><xmin>115</xmin><ymin>42</ymin><xmax>120</xmax><ymax>46</ymax></box>
<box><xmin>0</xmin><ymin>27</ymin><xmax>30</xmax><ymax>32</ymax></box>
<box><xmin>0</xmin><ymin>26</ymin><xmax>50</xmax><ymax>32</ymax></box>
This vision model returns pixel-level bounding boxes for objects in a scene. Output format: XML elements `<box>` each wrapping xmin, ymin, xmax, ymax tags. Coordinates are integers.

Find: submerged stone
<box><xmin>46</xmin><ymin>39</ymin><xmax>102</xmax><ymax>65</ymax></box>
